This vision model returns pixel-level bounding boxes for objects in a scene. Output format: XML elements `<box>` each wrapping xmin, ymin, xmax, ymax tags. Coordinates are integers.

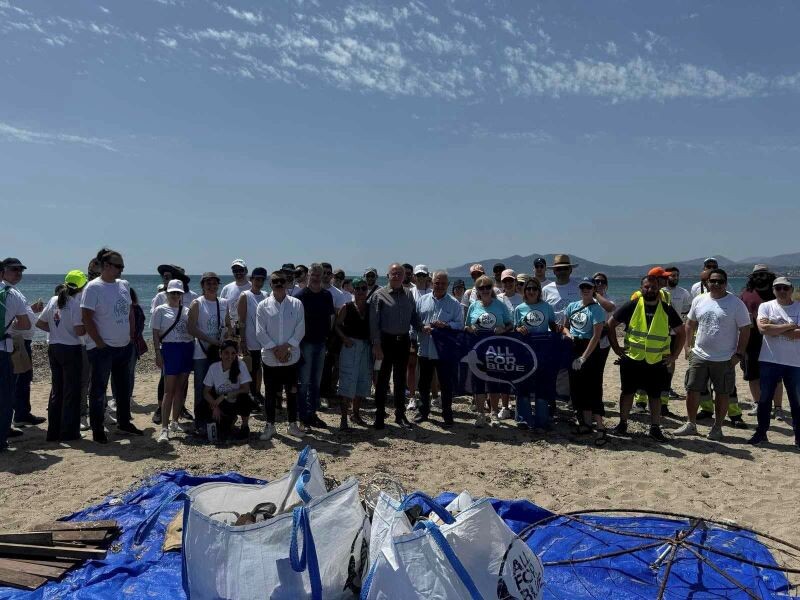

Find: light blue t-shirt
<box><xmin>514</xmin><ymin>301</ymin><xmax>556</xmax><ymax>334</ymax></box>
<box><xmin>564</xmin><ymin>300</ymin><xmax>606</xmax><ymax>339</ymax></box>
<box><xmin>466</xmin><ymin>298</ymin><xmax>512</xmax><ymax>331</ymax></box>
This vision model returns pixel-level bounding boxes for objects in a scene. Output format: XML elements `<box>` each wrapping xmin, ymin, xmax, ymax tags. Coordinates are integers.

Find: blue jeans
<box><xmin>13</xmin><ymin>339</ymin><xmax>33</xmax><ymax>419</ymax></box>
<box><xmin>88</xmin><ymin>344</ymin><xmax>134</xmax><ymax>435</ymax></box>
<box><xmin>193</xmin><ymin>358</ymin><xmax>211</xmax><ymax>429</ymax></box>
<box><xmin>298</xmin><ymin>341</ymin><xmax>326</xmax><ymax>424</ymax></box>
<box><xmin>516</xmin><ymin>395</ymin><xmax>550</xmax><ymax>429</ymax></box>
<box><xmin>756</xmin><ymin>361</ymin><xmax>800</xmax><ymax>442</ymax></box>
<box><xmin>0</xmin><ymin>351</ymin><xmax>14</xmax><ymax>448</ymax></box>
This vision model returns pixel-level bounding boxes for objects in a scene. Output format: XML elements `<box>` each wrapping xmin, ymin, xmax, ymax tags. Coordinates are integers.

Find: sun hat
<box><xmin>517</xmin><ymin>273</ymin><xmax>532</xmax><ymax>284</ymax></box>
<box><xmin>166</xmin><ymin>279</ymin><xmax>185</xmax><ymax>294</ymax></box>
<box><xmin>500</xmin><ymin>269</ymin><xmax>516</xmax><ymax>281</ymax></box>
<box><xmin>548</xmin><ymin>254</ymin><xmax>579</xmax><ymax>269</ymax></box>
<box><xmin>64</xmin><ymin>270</ymin><xmax>88</xmax><ymax>290</ymax></box>
<box><xmin>752</xmin><ymin>264</ymin><xmax>770</xmax><ymax>274</ymax></box>
<box><xmin>200</xmin><ymin>272</ymin><xmax>220</xmax><ymax>285</ymax></box>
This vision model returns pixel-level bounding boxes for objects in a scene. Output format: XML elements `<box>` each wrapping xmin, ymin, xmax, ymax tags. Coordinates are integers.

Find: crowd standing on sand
<box><xmin>1</xmin><ymin>250</ymin><xmax>799</xmax><ymax>452</ymax></box>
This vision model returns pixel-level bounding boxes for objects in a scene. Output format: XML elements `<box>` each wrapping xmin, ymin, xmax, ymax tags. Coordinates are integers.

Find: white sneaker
<box><xmin>168</xmin><ymin>421</ymin><xmax>186</xmax><ymax>434</ymax></box>
<box><xmin>489</xmin><ymin>413</ymin><xmax>500</xmax><ymax>428</ymax></box>
<box><xmin>673</xmin><ymin>422</ymin><xmax>698</xmax><ymax>436</ymax></box>
<box><xmin>320</xmin><ymin>399</ymin><xmax>330</xmax><ymax>409</ymax></box>
<box><xmin>104</xmin><ymin>411</ymin><xmax>117</xmax><ymax>425</ymax></box>
<box><xmin>747</xmin><ymin>406</ymin><xmax>759</xmax><ymax>416</ymax></box>
<box><xmin>80</xmin><ymin>416</ymin><xmax>90</xmax><ymax>431</ymax></box>
<box><xmin>259</xmin><ymin>423</ymin><xmax>276</xmax><ymax>441</ymax></box>
<box><xmin>707</xmin><ymin>425</ymin><xmax>723</xmax><ymax>441</ymax></box>
<box><xmin>288</xmin><ymin>422</ymin><xmax>306</xmax><ymax>437</ymax></box>
<box><xmin>474</xmin><ymin>414</ymin><xmax>488</xmax><ymax>428</ymax></box>
<box><xmin>157</xmin><ymin>428</ymin><xmax>169</xmax><ymax>443</ymax></box>
<box><xmin>431</xmin><ymin>396</ymin><xmax>442</xmax><ymax>410</ymax></box>
<box><xmin>497</xmin><ymin>407</ymin><xmax>512</xmax><ymax>420</ymax></box>
<box><xmin>406</xmin><ymin>398</ymin><xmax>418</xmax><ymax>411</ymax></box>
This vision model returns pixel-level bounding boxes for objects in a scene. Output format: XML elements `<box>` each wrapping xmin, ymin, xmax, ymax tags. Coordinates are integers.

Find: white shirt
<box><xmin>192</xmin><ymin>296</ymin><xmax>230</xmax><ymax>360</ymax></box>
<box><xmin>38</xmin><ymin>296</ymin><xmax>82</xmax><ymax>346</ymax></box>
<box><xmin>220</xmin><ymin>281</ymin><xmax>252</xmax><ymax>322</ymax></box>
<box><xmin>687</xmin><ymin>293</ymin><xmax>751</xmax><ymax>362</ymax></box>
<box><xmin>757</xmin><ymin>300</ymin><xmax>800</xmax><ymax>368</ymax></box>
<box><xmin>542</xmin><ymin>279</ymin><xmax>581</xmax><ymax>324</ymax></box>
<box><xmin>1</xmin><ymin>281</ymin><xmax>28</xmax><ymax>352</ymax></box>
<box><xmin>256</xmin><ymin>294</ymin><xmax>305</xmax><ymax>367</ymax></box>
<box><xmin>151</xmin><ymin>303</ymin><xmax>193</xmax><ymax>344</ymax></box>
<box><xmin>80</xmin><ymin>278</ymin><xmax>132</xmax><ymax>350</ymax></box>
<box><xmin>499</xmin><ymin>292</ymin><xmax>524</xmax><ymax>311</ymax></box>
<box><xmin>203</xmin><ymin>359</ymin><xmax>252</xmax><ymax>399</ymax></box>
<box><xmin>326</xmin><ymin>285</ymin><xmax>353</xmax><ymax>310</ymax></box>
<box><xmin>150</xmin><ymin>289</ymin><xmax>198</xmax><ymax>314</ymax></box>
<box><xmin>691</xmin><ymin>281</ymin><xmax>707</xmax><ymax>298</ymax></box>
<box><xmin>240</xmin><ymin>289</ymin><xmax>267</xmax><ymax>352</ymax></box>
<box><xmin>666</xmin><ymin>285</ymin><xmax>692</xmax><ymax>317</ymax></box>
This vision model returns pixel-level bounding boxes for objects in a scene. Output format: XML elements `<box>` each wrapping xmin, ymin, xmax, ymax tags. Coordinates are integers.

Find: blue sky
<box><xmin>2</xmin><ymin>0</ymin><xmax>799</xmax><ymax>274</ymax></box>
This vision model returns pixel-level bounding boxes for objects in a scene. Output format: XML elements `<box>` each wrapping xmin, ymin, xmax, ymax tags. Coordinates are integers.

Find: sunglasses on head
<box><xmin>477</xmin><ymin>285</ymin><xmax>493</xmax><ymax>291</ymax></box>
<box><xmin>774</xmin><ymin>285</ymin><xmax>792</xmax><ymax>291</ymax></box>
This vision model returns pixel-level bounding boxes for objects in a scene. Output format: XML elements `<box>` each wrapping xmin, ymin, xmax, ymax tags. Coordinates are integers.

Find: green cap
<box><xmin>64</xmin><ymin>270</ymin><xmax>88</xmax><ymax>290</ymax></box>
<box><xmin>352</xmin><ymin>277</ymin><xmax>366</xmax><ymax>287</ymax></box>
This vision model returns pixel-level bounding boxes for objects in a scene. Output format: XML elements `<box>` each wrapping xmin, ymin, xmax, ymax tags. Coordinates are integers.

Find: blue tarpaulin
<box><xmin>1</xmin><ymin>472</ymin><xmax>794</xmax><ymax>599</ymax></box>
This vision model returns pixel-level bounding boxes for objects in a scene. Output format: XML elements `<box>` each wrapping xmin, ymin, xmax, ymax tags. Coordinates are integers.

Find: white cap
<box><xmin>413</xmin><ymin>264</ymin><xmax>429</xmax><ymax>275</ymax></box>
<box><xmin>166</xmin><ymin>279</ymin><xmax>185</xmax><ymax>293</ymax></box>
<box><xmin>231</xmin><ymin>258</ymin><xmax>247</xmax><ymax>269</ymax></box>
<box><xmin>773</xmin><ymin>276</ymin><xmax>793</xmax><ymax>288</ymax></box>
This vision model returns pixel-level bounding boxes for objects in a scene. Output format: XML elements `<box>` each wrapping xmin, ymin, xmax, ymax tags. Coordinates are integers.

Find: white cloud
<box><xmin>99</xmin><ymin>6</ymin><xmax>110</xmax><ymax>14</ymax></box>
<box><xmin>223</xmin><ymin>5</ymin><xmax>263</xmax><ymax>26</ymax></box>
<box><xmin>0</xmin><ymin>122</ymin><xmax>116</xmax><ymax>152</ymax></box>
<box><xmin>343</xmin><ymin>5</ymin><xmax>395</xmax><ymax>30</ymax></box>
<box><xmin>605</xmin><ymin>41</ymin><xmax>617</xmax><ymax>57</ymax></box>
<box><xmin>159</xmin><ymin>37</ymin><xmax>178</xmax><ymax>48</ymax></box>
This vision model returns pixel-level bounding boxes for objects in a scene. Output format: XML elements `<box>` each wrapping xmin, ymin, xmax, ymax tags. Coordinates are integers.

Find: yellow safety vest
<box><xmin>630</xmin><ymin>289</ymin><xmax>672</xmax><ymax>304</ymax></box>
<box><xmin>624</xmin><ymin>297</ymin><xmax>671</xmax><ymax>364</ymax></box>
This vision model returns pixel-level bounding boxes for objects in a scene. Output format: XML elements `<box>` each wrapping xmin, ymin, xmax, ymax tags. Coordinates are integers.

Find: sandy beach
<box><xmin>1</xmin><ymin>346</ymin><xmax>798</xmax><ymax>555</ymax></box>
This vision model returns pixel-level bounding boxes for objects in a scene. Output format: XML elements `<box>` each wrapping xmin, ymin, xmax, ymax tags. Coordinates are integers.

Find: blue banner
<box><xmin>431</xmin><ymin>330</ymin><xmax>572</xmax><ymax>395</ymax></box>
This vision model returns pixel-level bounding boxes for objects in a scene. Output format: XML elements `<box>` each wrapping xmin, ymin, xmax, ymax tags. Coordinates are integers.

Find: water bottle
<box><xmin>206</xmin><ymin>422</ymin><xmax>218</xmax><ymax>443</ymax></box>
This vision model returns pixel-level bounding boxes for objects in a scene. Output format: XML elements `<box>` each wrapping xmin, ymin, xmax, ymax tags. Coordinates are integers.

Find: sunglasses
<box><xmin>108</xmin><ymin>263</ymin><xmax>124</xmax><ymax>270</ymax></box>
<box><xmin>707</xmin><ymin>279</ymin><xmax>726</xmax><ymax>285</ymax></box>
<box><xmin>524</xmin><ymin>286</ymin><xmax>540</xmax><ymax>292</ymax></box>
<box><xmin>365</xmin><ymin>273</ymin><xmax>376</xmax><ymax>278</ymax></box>
<box><xmin>477</xmin><ymin>285</ymin><xmax>493</xmax><ymax>291</ymax></box>
<box><xmin>774</xmin><ymin>285</ymin><xmax>792</xmax><ymax>292</ymax></box>
<box><xmin>593</xmin><ymin>279</ymin><xmax>607</xmax><ymax>285</ymax></box>
<box><xmin>232</xmin><ymin>269</ymin><xmax>246</xmax><ymax>274</ymax></box>
<box><xmin>6</xmin><ymin>266</ymin><xmax>23</xmax><ymax>273</ymax></box>
<box><xmin>271</xmin><ymin>279</ymin><xmax>286</xmax><ymax>285</ymax></box>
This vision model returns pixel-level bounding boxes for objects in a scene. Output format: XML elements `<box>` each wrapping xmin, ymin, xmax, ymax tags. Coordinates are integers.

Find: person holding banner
<box><xmin>465</xmin><ymin>275</ymin><xmax>513</xmax><ymax>427</ymax></box>
<box><xmin>564</xmin><ymin>278</ymin><xmax>609</xmax><ymax>445</ymax></box>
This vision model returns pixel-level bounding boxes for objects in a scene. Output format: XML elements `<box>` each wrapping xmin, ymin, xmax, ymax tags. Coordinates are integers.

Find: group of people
<box><xmin>1</xmin><ymin>251</ymin><xmax>799</xmax><ymax>452</ymax></box>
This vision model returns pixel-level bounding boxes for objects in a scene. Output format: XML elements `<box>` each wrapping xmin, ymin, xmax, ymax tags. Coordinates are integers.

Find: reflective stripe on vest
<box><xmin>624</xmin><ymin>297</ymin><xmax>671</xmax><ymax>364</ymax></box>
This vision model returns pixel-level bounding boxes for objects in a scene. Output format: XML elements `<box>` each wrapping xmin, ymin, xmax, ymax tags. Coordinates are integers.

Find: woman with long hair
<box><xmin>202</xmin><ymin>339</ymin><xmax>252</xmax><ymax>445</ymax></box>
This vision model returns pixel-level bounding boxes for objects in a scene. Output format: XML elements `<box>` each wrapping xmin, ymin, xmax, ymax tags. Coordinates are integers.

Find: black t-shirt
<box><xmin>614</xmin><ymin>299</ymin><xmax>683</xmax><ymax>331</ymax></box>
<box><xmin>296</xmin><ymin>288</ymin><xmax>335</xmax><ymax>343</ymax></box>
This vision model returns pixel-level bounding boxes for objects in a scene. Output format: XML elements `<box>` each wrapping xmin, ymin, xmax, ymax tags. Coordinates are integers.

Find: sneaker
<box><xmin>672</xmin><ymin>422</ymin><xmax>698</xmax><ymax>436</ymax></box>
<box><xmin>406</xmin><ymin>398</ymin><xmax>418</xmax><ymax>411</ymax></box>
<box><xmin>649</xmin><ymin>425</ymin><xmax>667</xmax><ymax>442</ymax></box>
<box><xmin>288</xmin><ymin>422</ymin><xmax>306</xmax><ymax>437</ymax></box>
<box><xmin>516</xmin><ymin>421</ymin><xmax>530</xmax><ymax>430</ymax></box>
<box><xmin>668</xmin><ymin>389</ymin><xmax>684</xmax><ymax>400</ymax></box>
<box><xmin>80</xmin><ymin>416</ymin><xmax>90</xmax><ymax>431</ymax></box>
<box><xmin>14</xmin><ymin>414</ymin><xmax>45</xmax><ymax>426</ymax></box>
<box><xmin>748</xmin><ymin>431</ymin><xmax>768</xmax><ymax>445</ymax></box>
<box><xmin>235</xmin><ymin>424</ymin><xmax>250</xmax><ymax>440</ymax></box>
<box><xmin>7</xmin><ymin>427</ymin><xmax>23</xmax><ymax>438</ymax></box>
<box><xmin>489</xmin><ymin>413</ymin><xmax>500</xmax><ymax>428</ymax></box>
<box><xmin>157</xmin><ymin>428</ymin><xmax>169</xmax><ymax>443</ymax></box>
<box><xmin>747</xmin><ymin>406</ymin><xmax>759</xmax><ymax>416</ymax></box>
<box><xmin>104</xmin><ymin>411</ymin><xmax>117</xmax><ymax>425</ymax></box>
<box><xmin>310</xmin><ymin>415</ymin><xmax>328</xmax><ymax>428</ymax></box>
<box><xmin>634</xmin><ymin>404</ymin><xmax>648</xmax><ymax>414</ymax></box>
<box><xmin>117</xmin><ymin>422</ymin><xmax>144</xmax><ymax>436</ymax></box>
<box><xmin>431</xmin><ymin>397</ymin><xmax>442</xmax><ymax>410</ymax></box>
<box><xmin>180</xmin><ymin>407</ymin><xmax>194</xmax><ymax>421</ymax></box>
<box><xmin>152</xmin><ymin>406</ymin><xmax>162</xmax><ymax>425</ymax></box>
<box><xmin>497</xmin><ymin>407</ymin><xmax>512</xmax><ymax>420</ymax></box>
<box><xmin>474</xmin><ymin>414</ymin><xmax>488</xmax><ymax>428</ymax></box>
<box><xmin>773</xmin><ymin>408</ymin><xmax>786</xmax><ymax>422</ymax></box>
<box><xmin>168</xmin><ymin>421</ymin><xmax>185</xmax><ymax>434</ymax></box>
<box><xmin>259</xmin><ymin>423</ymin><xmax>276</xmax><ymax>441</ymax></box>
<box><xmin>320</xmin><ymin>398</ymin><xmax>330</xmax><ymax>410</ymax></box>
<box><xmin>696</xmin><ymin>410</ymin><xmax>714</xmax><ymax>420</ymax></box>
<box><xmin>613</xmin><ymin>420</ymin><xmax>628</xmax><ymax>435</ymax></box>
<box><xmin>707</xmin><ymin>425</ymin><xmax>723</xmax><ymax>441</ymax></box>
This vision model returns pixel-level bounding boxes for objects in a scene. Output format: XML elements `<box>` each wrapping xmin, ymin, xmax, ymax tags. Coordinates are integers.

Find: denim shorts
<box><xmin>338</xmin><ymin>339</ymin><xmax>372</xmax><ymax>399</ymax></box>
<box><xmin>161</xmin><ymin>342</ymin><xmax>194</xmax><ymax>376</ymax></box>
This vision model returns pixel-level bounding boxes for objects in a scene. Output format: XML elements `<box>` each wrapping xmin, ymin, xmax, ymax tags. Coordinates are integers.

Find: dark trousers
<box><xmin>263</xmin><ymin>363</ymin><xmax>298</xmax><ymax>424</ymax></box>
<box><xmin>320</xmin><ymin>334</ymin><xmax>342</xmax><ymax>398</ymax></box>
<box><xmin>210</xmin><ymin>392</ymin><xmax>251</xmax><ymax>441</ymax></box>
<box><xmin>13</xmin><ymin>339</ymin><xmax>33</xmax><ymax>419</ymax></box>
<box><xmin>375</xmin><ymin>334</ymin><xmax>410</xmax><ymax>424</ymax></box>
<box><xmin>193</xmin><ymin>358</ymin><xmax>211</xmax><ymax>428</ymax></box>
<box><xmin>418</xmin><ymin>356</ymin><xmax>456</xmax><ymax>423</ymax></box>
<box><xmin>47</xmin><ymin>344</ymin><xmax>83</xmax><ymax>441</ymax></box>
<box><xmin>111</xmin><ymin>349</ymin><xmax>137</xmax><ymax>403</ymax></box>
<box><xmin>249</xmin><ymin>350</ymin><xmax>263</xmax><ymax>398</ymax></box>
<box><xmin>569</xmin><ymin>340</ymin><xmax>609</xmax><ymax>418</ymax></box>
<box><xmin>157</xmin><ymin>372</ymin><xmax>164</xmax><ymax>405</ymax></box>
<box><xmin>0</xmin><ymin>351</ymin><xmax>14</xmax><ymax>447</ymax></box>
<box><xmin>756</xmin><ymin>361</ymin><xmax>800</xmax><ymax>442</ymax></box>
<box><xmin>88</xmin><ymin>344</ymin><xmax>134</xmax><ymax>434</ymax></box>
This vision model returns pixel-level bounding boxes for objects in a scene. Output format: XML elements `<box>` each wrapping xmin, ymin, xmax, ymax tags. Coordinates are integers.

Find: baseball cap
<box><xmin>647</xmin><ymin>267</ymin><xmax>669</xmax><ymax>278</ymax></box>
<box><xmin>1</xmin><ymin>257</ymin><xmax>26</xmax><ymax>270</ymax></box>
<box><xmin>166</xmin><ymin>279</ymin><xmax>185</xmax><ymax>294</ymax></box>
<box><xmin>493</xmin><ymin>262</ymin><xmax>506</xmax><ymax>272</ymax></box>
<box><xmin>773</xmin><ymin>276</ymin><xmax>793</xmax><ymax>287</ymax></box>
<box><xmin>363</xmin><ymin>267</ymin><xmax>377</xmax><ymax>277</ymax></box>
<box><xmin>752</xmin><ymin>264</ymin><xmax>770</xmax><ymax>274</ymax></box>
<box><xmin>516</xmin><ymin>273</ymin><xmax>531</xmax><ymax>284</ymax></box>
<box><xmin>500</xmin><ymin>269</ymin><xmax>516</xmax><ymax>281</ymax></box>
<box><xmin>281</xmin><ymin>263</ymin><xmax>295</xmax><ymax>274</ymax></box>
<box><xmin>452</xmin><ymin>279</ymin><xmax>466</xmax><ymax>289</ymax></box>
<box><xmin>533</xmin><ymin>258</ymin><xmax>546</xmax><ymax>268</ymax></box>
<box><xmin>703</xmin><ymin>257</ymin><xmax>718</xmax><ymax>267</ymax></box>
<box><xmin>200</xmin><ymin>272</ymin><xmax>220</xmax><ymax>284</ymax></box>
<box><xmin>231</xmin><ymin>259</ymin><xmax>247</xmax><ymax>269</ymax></box>
<box><xmin>414</xmin><ymin>264</ymin><xmax>429</xmax><ymax>276</ymax></box>
<box><xmin>251</xmin><ymin>267</ymin><xmax>268</xmax><ymax>279</ymax></box>
<box><xmin>333</xmin><ymin>268</ymin><xmax>345</xmax><ymax>278</ymax></box>
<box><xmin>578</xmin><ymin>277</ymin><xmax>595</xmax><ymax>289</ymax></box>
<box><xmin>469</xmin><ymin>263</ymin><xmax>485</xmax><ymax>274</ymax></box>
<box><xmin>64</xmin><ymin>270</ymin><xmax>88</xmax><ymax>290</ymax></box>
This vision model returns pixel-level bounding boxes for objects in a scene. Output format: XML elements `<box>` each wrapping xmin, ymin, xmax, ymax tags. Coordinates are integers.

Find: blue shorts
<box><xmin>161</xmin><ymin>342</ymin><xmax>194</xmax><ymax>376</ymax></box>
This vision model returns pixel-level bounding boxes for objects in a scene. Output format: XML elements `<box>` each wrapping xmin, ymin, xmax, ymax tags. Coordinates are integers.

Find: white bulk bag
<box><xmin>363</xmin><ymin>492</ymin><xmax>544</xmax><ymax>600</ymax></box>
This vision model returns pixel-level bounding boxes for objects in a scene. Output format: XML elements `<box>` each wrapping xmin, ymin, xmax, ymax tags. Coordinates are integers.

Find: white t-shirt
<box><xmin>461</xmin><ymin>286</ymin><xmax>502</xmax><ymax>307</ymax></box>
<box><xmin>1</xmin><ymin>283</ymin><xmax>28</xmax><ymax>352</ymax></box>
<box><xmin>667</xmin><ymin>285</ymin><xmax>692</xmax><ymax>316</ymax></box>
<box><xmin>327</xmin><ymin>285</ymin><xmax>353</xmax><ymax>310</ymax></box>
<box><xmin>757</xmin><ymin>300</ymin><xmax>800</xmax><ymax>368</ymax></box>
<box><xmin>203</xmin><ymin>359</ymin><xmax>252</xmax><ymax>400</ymax></box>
<box><xmin>240</xmin><ymin>289</ymin><xmax>267</xmax><ymax>351</ymax></box>
<box><xmin>150</xmin><ymin>289</ymin><xmax>198</xmax><ymax>314</ymax></box>
<box><xmin>687</xmin><ymin>293</ymin><xmax>751</xmax><ymax>362</ymax></box>
<box><xmin>690</xmin><ymin>281</ymin><xmax>707</xmax><ymax>298</ymax></box>
<box><xmin>192</xmin><ymin>297</ymin><xmax>230</xmax><ymax>360</ymax></box>
<box><xmin>542</xmin><ymin>279</ymin><xmax>581</xmax><ymax>324</ymax></box>
<box><xmin>220</xmin><ymin>281</ymin><xmax>252</xmax><ymax>322</ymax></box>
<box><xmin>39</xmin><ymin>296</ymin><xmax>82</xmax><ymax>346</ymax></box>
<box><xmin>80</xmin><ymin>278</ymin><xmax>132</xmax><ymax>350</ymax></box>
<box><xmin>10</xmin><ymin>306</ymin><xmax>38</xmax><ymax>341</ymax></box>
<box><xmin>499</xmin><ymin>292</ymin><xmax>524</xmax><ymax>311</ymax></box>
<box><xmin>152</xmin><ymin>303</ymin><xmax>193</xmax><ymax>344</ymax></box>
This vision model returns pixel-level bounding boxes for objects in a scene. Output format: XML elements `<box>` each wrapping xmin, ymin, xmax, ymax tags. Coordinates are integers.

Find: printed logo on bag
<box><xmin>478</xmin><ymin>312</ymin><xmax>497</xmax><ymax>329</ymax></box>
<box><xmin>524</xmin><ymin>310</ymin><xmax>545</xmax><ymax>328</ymax></box>
<box><xmin>496</xmin><ymin>539</ymin><xmax>544</xmax><ymax>600</ymax></box>
<box><xmin>462</xmin><ymin>335</ymin><xmax>537</xmax><ymax>385</ymax></box>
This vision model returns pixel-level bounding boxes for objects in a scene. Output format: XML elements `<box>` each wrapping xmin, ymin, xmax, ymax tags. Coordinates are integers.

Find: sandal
<box><xmin>594</xmin><ymin>429</ymin><xmax>608</xmax><ymax>447</ymax></box>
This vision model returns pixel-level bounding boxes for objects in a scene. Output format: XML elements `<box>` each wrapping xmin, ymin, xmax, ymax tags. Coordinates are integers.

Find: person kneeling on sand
<box><xmin>202</xmin><ymin>340</ymin><xmax>252</xmax><ymax>444</ymax></box>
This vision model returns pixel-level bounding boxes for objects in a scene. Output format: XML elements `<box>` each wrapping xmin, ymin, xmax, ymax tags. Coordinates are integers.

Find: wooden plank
<box><xmin>0</xmin><ymin>558</ymin><xmax>69</xmax><ymax>579</ymax></box>
<box><xmin>32</xmin><ymin>520</ymin><xmax>118</xmax><ymax>532</ymax></box>
<box><xmin>14</xmin><ymin>557</ymin><xmax>80</xmax><ymax>568</ymax></box>
<box><xmin>0</xmin><ymin>565</ymin><xmax>47</xmax><ymax>590</ymax></box>
<box><xmin>0</xmin><ymin>542</ymin><xmax>106</xmax><ymax>560</ymax></box>
<box><xmin>0</xmin><ymin>532</ymin><xmax>53</xmax><ymax>545</ymax></box>
<box><xmin>52</xmin><ymin>530</ymin><xmax>112</xmax><ymax>544</ymax></box>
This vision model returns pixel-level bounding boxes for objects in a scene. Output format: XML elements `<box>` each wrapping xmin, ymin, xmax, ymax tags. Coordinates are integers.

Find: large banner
<box><xmin>431</xmin><ymin>330</ymin><xmax>572</xmax><ymax>395</ymax></box>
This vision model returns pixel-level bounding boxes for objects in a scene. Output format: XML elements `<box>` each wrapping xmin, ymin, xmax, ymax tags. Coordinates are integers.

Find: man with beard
<box><xmin>608</xmin><ymin>276</ymin><xmax>685</xmax><ymax>442</ymax></box>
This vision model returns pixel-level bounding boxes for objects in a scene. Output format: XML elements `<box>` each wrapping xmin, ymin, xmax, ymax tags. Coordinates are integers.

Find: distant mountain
<box><xmin>446</xmin><ymin>253</ymin><xmax>800</xmax><ymax>278</ymax></box>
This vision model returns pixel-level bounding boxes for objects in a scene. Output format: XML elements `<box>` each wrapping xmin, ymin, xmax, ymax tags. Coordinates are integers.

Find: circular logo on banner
<box><xmin>477</xmin><ymin>312</ymin><xmax>497</xmax><ymax>330</ymax></box>
<box><xmin>496</xmin><ymin>538</ymin><xmax>545</xmax><ymax>600</ymax></box>
<box><xmin>524</xmin><ymin>310</ymin><xmax>545</xmax><ymax>328</ymax></box>
<box><xmin>461</xmin><ymin>336</ymin><xmax>538</xmax><ymax>385</ymax></box>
